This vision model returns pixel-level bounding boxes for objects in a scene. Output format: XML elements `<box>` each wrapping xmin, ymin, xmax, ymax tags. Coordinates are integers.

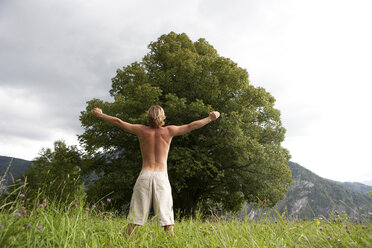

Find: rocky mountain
<box><xmin>272</xmin><ymin>162</ymin><xmax>371</xmax><ymax>219</ymax></box>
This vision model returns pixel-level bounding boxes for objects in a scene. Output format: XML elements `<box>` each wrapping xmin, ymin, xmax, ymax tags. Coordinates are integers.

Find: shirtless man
<box><xmin>92</xmin><ymin>105</ymin><xmax>220</xmax><ymax>236</ymax></box>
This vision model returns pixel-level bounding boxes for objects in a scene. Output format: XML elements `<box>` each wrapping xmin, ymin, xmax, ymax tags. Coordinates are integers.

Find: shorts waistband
<box><xmin>139</xmin><ymin>170</ymin><xmax>168</xmax><ymax>176</ymax></box>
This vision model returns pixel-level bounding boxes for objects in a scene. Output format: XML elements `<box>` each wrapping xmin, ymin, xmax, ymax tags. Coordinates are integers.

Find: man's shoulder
<box><xmin>130</xmin><ymin>124</ymin><xmax>149</xmax><ymax>134</ymax></box>
<box><xmin>164</xmin><ymin>125</ymin><xmax>178</xmax><ymax>132</ymax></box>
<box><xmin>165</xmin><ymin>125</ymin><xmax>180</xmax><ymax>129</ymax></box>
<box><xmin>139</xmin><ymin>125</ymin><xmax>168</xmax><ymax>132</ymax></box>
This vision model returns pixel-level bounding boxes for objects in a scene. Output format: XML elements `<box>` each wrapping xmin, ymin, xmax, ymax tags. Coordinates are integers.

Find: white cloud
<box><xmin>0</xmin><ymin>86</ymin><xmax>81</xmax><ymax>160</ymax></box>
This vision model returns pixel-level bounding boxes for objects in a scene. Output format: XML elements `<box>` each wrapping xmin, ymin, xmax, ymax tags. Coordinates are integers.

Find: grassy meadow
<box><xmin>0</xmin><ymin>191</ymin><xmax>371</xmax><ymax>248</ymax></box>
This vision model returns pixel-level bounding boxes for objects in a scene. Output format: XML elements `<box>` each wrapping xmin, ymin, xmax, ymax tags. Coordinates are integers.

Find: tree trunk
<box><xmin>176</xmin><ymin>190</ymin><xmax>199</xmax><ymax>218</ymax></box>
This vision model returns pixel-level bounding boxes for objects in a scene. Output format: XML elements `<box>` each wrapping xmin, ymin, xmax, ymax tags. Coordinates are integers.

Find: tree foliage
<box><xmin>79</xmin><ymin>32</ymin><xmax>292</xmax><ymax>216</ymax></box>
<box><xmin>20</xmin><ymin>140</ymin><xmax>85</xmax><ymax>204</ymax></box>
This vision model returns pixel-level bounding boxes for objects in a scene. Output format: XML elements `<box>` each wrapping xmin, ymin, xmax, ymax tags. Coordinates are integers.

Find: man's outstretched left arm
<box><xmin>91</xmin><ymin>107</ymin><xmax>142</xmax><ymax>135</ymax></box>
<box><xmin>167</xmin><ymin>111</ymin><xmax>220</xmax><ymax>137</ymax></box>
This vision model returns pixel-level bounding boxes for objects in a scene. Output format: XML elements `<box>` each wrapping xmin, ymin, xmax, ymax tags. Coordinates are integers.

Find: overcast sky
<box><xmin>1</xmin><ymin>0</ymin><xmax>371</xmax><ymax>183</ymax></box>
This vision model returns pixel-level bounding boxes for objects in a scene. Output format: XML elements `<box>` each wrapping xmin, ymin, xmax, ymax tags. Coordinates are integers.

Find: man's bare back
<box><xmin>92</xmin><ymin>108</ymin><xmax>220</xmax><ymax>172</ymax></box>
<box><xmin>137</xmin><ymin>126</ymin><xmax>172</xmax><ymax>172</ymax></box>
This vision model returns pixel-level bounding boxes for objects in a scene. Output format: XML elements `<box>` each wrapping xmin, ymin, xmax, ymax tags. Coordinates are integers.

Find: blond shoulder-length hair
<box><xmin>147</xmin><ymin>105</ymin><xmax>165</xmax><ymax>128</ymax></box>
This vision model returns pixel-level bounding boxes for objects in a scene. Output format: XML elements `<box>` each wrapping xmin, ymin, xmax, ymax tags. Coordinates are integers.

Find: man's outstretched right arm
<box><xmin>168</xmin><ymin>111</ymin><xmax>220</xmax><ymax>137</ymax></box>
<box><xmin>91</xmin><ymin>107</ymin><xmax>142</xmax><ymax>135</ymax></box>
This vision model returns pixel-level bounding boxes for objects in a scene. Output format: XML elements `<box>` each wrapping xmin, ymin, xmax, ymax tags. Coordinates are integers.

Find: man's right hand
<box><xmin>209</xmin><ymin>111</ymin><xmax>220</xmax><ymax>121</ymax></box>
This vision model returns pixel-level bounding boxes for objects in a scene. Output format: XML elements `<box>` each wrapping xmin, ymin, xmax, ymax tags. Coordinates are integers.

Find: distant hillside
<box><xmin>0</xmin><ymin>156</ymin><xmax>32</xmax><ymax>192</ymax></box>
<box><xmin>274</xmin><ymin>162</ymin><xmax>371</xmax><ymax>219</ymax></box>
<box><xmin>241</xmin><ymin>162</ymin><xmax>371</xmax><ymax>220</ymax></box>
<box><xmin>336</xmin><ymin>181</ymin><xmax>371</xmax><ymax>196</ymax></box>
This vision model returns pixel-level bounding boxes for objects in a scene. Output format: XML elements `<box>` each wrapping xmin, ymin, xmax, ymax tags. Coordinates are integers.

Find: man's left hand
<box><xmin>92</xmin><ymin>107</ymin><xmax>103</xmax><ymax>116</ymax></box>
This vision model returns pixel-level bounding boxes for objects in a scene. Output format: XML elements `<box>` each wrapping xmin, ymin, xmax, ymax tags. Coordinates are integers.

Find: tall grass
<box><xmin>1</xmin><ymin>191</ymin><xmax>371</xmax><ymax>247</ymax></box>
<box><xmin>0</xmin><ymin>161</ymin><xmax>371</xmax><ymax>247</ymax></box>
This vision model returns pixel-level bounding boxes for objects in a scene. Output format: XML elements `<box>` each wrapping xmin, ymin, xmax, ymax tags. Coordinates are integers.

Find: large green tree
<box><xmin>79</xmin><ymin>32</ymin><xmax>292</xmax><ymax>216</ymax></box>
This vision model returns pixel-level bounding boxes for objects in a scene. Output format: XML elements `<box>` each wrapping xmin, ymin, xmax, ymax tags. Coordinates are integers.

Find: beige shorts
<box><xmin>128</xmin><ymin>170</ymin><xmax>174</xmax><ymax>226</ymax></box>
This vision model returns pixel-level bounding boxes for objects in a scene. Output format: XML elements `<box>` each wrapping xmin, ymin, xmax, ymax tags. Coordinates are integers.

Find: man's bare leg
<box><xmin>164</xmin><ymin>225</ymin><xmax>174</xmax><ymax>236</ymax></box>
<box><xmin>127</xmin><ymin>224</ymin><xmax>137</xmax><ymax>236</ymax></box>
